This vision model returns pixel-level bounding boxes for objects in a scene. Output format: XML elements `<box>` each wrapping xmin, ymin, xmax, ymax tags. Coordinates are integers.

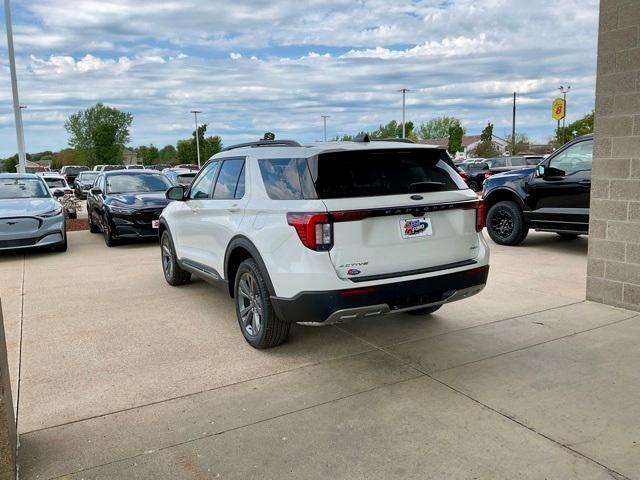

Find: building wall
<box><xmin>587</xmin><ymin>0</ymin><xmax>640</xmax><ymax>311</ymax></box>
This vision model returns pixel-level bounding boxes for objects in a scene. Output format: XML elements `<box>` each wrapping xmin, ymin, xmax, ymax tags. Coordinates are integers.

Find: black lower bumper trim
<box><xmin>271</xmin><ymin>265</ymin><xmax>489</xmax><ymax>324</ymax></box>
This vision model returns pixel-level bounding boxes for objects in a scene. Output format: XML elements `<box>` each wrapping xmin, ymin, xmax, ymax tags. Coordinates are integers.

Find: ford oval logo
<box><xmin>410</xmin><ymin>195</ymin><xmax>423</xmax><ymax>201</ymax></box>
<box><xmin>347</xmin><ymin>268</ymin><xmax>361</xmax><ymax>276</ymax></box>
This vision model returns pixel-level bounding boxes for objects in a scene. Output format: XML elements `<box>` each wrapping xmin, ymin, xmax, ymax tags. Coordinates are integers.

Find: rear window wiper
<box><xmin>409</xmin><ymin>181</ymin><xmax>445</xmax><ymax>192</ymax></box>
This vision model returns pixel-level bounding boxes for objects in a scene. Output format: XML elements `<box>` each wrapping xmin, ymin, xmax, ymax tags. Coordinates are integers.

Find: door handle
<box><xmin>228</xmin><ymin>204</ymin><xmax>240</xmax><ymax>212</ymax></box>
<box><xmin>579</xmin><ymin>180</ymin><xmax>591</xmax><ymax>186</ymax></box>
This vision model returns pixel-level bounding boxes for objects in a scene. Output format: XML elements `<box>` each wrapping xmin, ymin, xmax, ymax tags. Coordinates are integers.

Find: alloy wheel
<box><xmin>161</xmin><ymin>237</ymin><xmax>174</xmax><ymax>279</ymax></box>
<box><xmin>491</xmin><ymin>208</ymin><xmax>514</xmax><ymax>239</ymax></box>
<box><xmin>237</xmin><ymin>272</ymin><xmax>263</xmax><ymax>337</ymax></box>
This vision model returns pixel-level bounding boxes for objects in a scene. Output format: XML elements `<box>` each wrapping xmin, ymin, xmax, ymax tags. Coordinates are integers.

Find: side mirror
<box><xmin>53</xmin><ymin>189</ymin><xmax>65</xmax><ymax>198</ymax></box>
<box><xmin>90</xmin><ymin>187</ymin><xmax>102</xmax><ymax>195</ymax></box>
<box><xmin>536</xmin><ymin>165</ymin><xmax>545</xmax><ymax>178</ymax></box>
<box><xmin>166</xmin><ymin>185</ymin><xmax>186</xmax><ymax>201</ymax></box>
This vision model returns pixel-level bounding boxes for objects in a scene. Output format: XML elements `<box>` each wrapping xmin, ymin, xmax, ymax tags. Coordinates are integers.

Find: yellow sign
<box><xmin>552</xmin><ymin>98</ymin><xmax>566</xmax><ymax>121</ymax></box>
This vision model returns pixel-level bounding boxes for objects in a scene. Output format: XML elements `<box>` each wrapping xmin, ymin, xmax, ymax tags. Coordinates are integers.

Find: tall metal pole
<box><xmin>558</xmin><ymin>86</ymin><xmax>571</xmax><ymax>144</ymax></box>
<box><xmin>321</xmin><ymin>115</ymin><xmax>330</xmax><ymax>142</ymax></box>
<box><xmin>191</xmin><ymin>110</ymin><xmax>202</xmax><ymax>168</ymax></box>
<box><xmin>399</xmin><ymin>88</ymin><xmax>410</xmax><ymax>138</ymax></box>
<box><xmin>4</xmin><ymin>0</ymin><xmax>27</xmax><ymax>173</ymax></box>
<box><xmin>511</xmin><ymin>92</ymin><xmax>516</xmax><ymax>155</ymax></box>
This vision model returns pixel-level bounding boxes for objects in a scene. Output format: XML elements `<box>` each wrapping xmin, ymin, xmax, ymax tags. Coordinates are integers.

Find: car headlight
<box><xmin>40</xmin><ymin>206</ymin><xmax>63</xmax><ymax>218</ymax></box>
<box><xmin>109</xmin><ymin>205</ymin><xmax>136</xmax><ymax>215</ymax></box>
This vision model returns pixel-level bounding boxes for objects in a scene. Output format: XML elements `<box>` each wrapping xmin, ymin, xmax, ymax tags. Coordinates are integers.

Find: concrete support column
<box><xmin>0</xmin><ymin>300</ymin><xmax>16</xmax><ymax>479</ymax></box>
<box><xmin>588</xmin><ymin>0</ymin><xmax>640</xmax><ymax>311</ymax></box>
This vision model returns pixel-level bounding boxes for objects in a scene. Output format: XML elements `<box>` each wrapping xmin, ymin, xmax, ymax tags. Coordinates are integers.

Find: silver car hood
<box><xmin>0</xmin><ymin>197</ymin><xmax>59</xmax><ymax>218</ymax></box>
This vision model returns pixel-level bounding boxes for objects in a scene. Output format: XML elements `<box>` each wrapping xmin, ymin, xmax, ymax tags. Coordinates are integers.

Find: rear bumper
<box><xmin>271</xmin><ymin>265</ymin><xmax>489</xmax><ymax>324</ymax></box>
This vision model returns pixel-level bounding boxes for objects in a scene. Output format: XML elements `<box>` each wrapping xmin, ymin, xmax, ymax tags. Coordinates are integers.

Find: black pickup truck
<box><xmin>462</xmin><ymin>156</ymin><xmax>543</xmax><ymax>191</ymax></box>
<box><xmin>482</xmin><ymin>135</ymin><xmax>592</xmax><ymax>245</ymax></box>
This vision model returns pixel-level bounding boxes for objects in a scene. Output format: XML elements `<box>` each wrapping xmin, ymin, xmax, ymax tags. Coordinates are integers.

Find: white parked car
<box><xmin>40</xmin><ymin>173</ymin><xmax>77</xmax><ymax>219</ymax></box>
<box><xmin>159</xmin><ymin>138</ymin><xmax>489</xmax><ymax>348</ymax></box>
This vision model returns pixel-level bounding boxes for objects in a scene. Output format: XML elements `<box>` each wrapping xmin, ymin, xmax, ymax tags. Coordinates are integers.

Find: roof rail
<box><xmin>371</xmin><ymin>138</ymin><xmax>415</xmax><ymax>144</ymax></box>
<box><xmin>222</xmin><ymin>140</ymin><xmax>301</xmax><ymax>152</ymax></box>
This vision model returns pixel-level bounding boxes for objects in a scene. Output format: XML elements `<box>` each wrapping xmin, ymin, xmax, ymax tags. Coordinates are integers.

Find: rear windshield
<box><xmin>311</xmin><ymin>149</ymin><xmax>465</xmax><ymax>199</ymax></box>
<box><xmin>176</xmin><ymin>173</ymin><xmax>197</xmax><ymax>185</ymax></box>
<box><xmin>103</xmin><ymin>165</ymin><xmax>124</xmax><ymax>171</ymax></box>
<box><xmin>259</xmin><ymin>149</ymin><xmax>464</xmax><ymax>200</ymax></box>
<box><xmin>44</xmin><ymin>178</ymin><xmax>67</xmax><ymax>188</ymax></box>
<box><xmin>62</xmin><ymin>166</ymin><xmax>88</xmax><ymax>175</ymax></box>
<box><xmin>510</xmin><ymin>157</ymin><xmax>527</xmax><ymax>166</ymax></box>
<box><xmin>78</xmin><ymin>172</ymin><xmax>98</xmax><ymax>181</ymax></box>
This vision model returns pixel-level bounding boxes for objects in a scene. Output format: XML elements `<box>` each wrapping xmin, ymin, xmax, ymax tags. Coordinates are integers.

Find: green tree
<box><xmin>369</xmin><ymin>120</ymin><xmax>417</xmax><ymax>141</ymax></box>
<box><xmin>91</xmin><ymin>123</ymin><xmax>123</xmax><ymax>165</ymax></box>
<box><xmin>332</xmin><ymin>134</ymin><xmax>353</xmax><ymax>141</ymax></box>
<box><xmin>262</xmin><ymin>132</ymin><xmax>275</xmax><ymax>140</ymax></box>
<box><xmin>470</xmin><ymin>122</ymin><xmax>500</xmax><ymax>157</ymax></box>
<box><xmin>65</xmin><ymin>103</ymin><xmax>133</xmax><ymax>167</ymax></box>
<box><xmin>555</xmin><ymin>111</ymin><xmax>594</xmax><ymax>146</ymax></box>
<box><xmin>507</xmin><ymin>133</ymin><xmax>530</xmax><ymax>155</ymax></box>
<box><xmin>176</xmin><ymin>124</ymin><xmax>222</xmax><ymax>164</ymax></box>
<box><xmin>448</xmin><ymin>124</ymin><xmax>464</xmax><ymax>155</ymax></box>
<box><xmin>418</xmin><ymin>116</ymin><xmax>465</xmax><ymax>140</ymax></box>
<box><xmin>51</xmin><ymin>149</ymin><xmax>79</xmax><ymax>170</ymax></box>
<box><xmin>138</xmin><ymin>144</ymin><xmax>159</xmax><ymax>165</ymax></box>
<box><xmin>2</xmin><ymin>156</ymin><xmax>18</xmax><ymax>173</ymax></box>
<box><xmin>159</xmin><ymin>145</ymin><xmax>177</xmax><ymax>163</ymax></box>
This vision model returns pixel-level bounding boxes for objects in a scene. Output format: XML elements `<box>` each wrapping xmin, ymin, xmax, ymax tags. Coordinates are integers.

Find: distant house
<box><xmin>420</xmin><ymin>134</ymin><xmax>509</xmax><ymax>157</ymax></box>
<box><xmin>122</xmin><ymin>148</ymin><xmax>140</xmax><ymax>166</ymax></box>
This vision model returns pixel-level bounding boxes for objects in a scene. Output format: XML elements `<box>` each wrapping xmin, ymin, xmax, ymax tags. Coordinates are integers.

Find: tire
<box><xmin>486</xmin><ymin>200</ymin><xmax>528</xmax><ymax>246</ymax></box>
<box><xmin>103</xmin><ymin>214</ymin><xmax>118</xmax><ymax>247</ymax></box>
<box><xmin>234</xmin><ymin>258</ymin><xmax>290</xmax><ymax>349</ymax></box>
<box><xmin>468</xmin><ymin>180</ymin><xmax>480</xmax><ymax>192</ymax></box>
<box><xmin>161</xmin><ymin>231</ymin><xmax>191</xmax><ymax>286</ymax></box>
<box><xmin>405</xmin><ymin>304</ymin><xmax>442</xmax><ymax>316</ymax></box>
<box><xmin>88</xmin><ymin>211</ymin><xmax>100</xmax><ymax>233</ymax></box>
<box><xmin>557</xmin><ymin>233</ymin><xmax>579</xmax><ymax>240</ymax></box>
<box><xmin>51</xmin><ymin>236</ymin><xmax>67</xmax><ymax>252</ymax></box>
<box><xmin>69</xmin><ymin>212</ymin><xmax>77</xmax><ymax>220</ymax></box>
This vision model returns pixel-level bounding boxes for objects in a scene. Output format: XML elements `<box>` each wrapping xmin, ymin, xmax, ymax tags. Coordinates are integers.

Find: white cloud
<box><xmin>0</xmin><ymin>0</ymin><xmax>600</xmax><ymax>154</ymax></box>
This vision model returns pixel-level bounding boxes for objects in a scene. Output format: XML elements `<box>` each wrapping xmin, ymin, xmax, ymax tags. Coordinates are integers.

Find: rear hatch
<box><xmin>310</xmin><ymin>148</ymin><xmax>481</xmax><ymax>281</ymax></box>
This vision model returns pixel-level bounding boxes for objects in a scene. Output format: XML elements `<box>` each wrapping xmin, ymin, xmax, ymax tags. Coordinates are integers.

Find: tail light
<box><xmin>287</xmin><ymin>213</ymin><xmax>332</xmax><ymax>251</ymax></box>
<box><xmin>476</xmin><ymin>200</ymin><xmax>486</xmax><ymax>231</ymax></box>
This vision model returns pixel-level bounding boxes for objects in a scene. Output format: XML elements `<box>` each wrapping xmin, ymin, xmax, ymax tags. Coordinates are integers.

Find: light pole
<box><xmin>512</xmin><ymin>92</ymin><xmax>516</xmax><ymax>155</ymax></box>
<box><xmin>191</xmin><ymin>110</ymin><xmax>202</xmax><ymax>168</ymax></box>
<box><xmin>321</xmin><ymin>115</ymin><xmax>330</xmax><ymax>142</ymax></box>
<box><xmin>399</xmin><ymin>88</ymin><xmax>410</xmax><ymax>138</ymax></box>
<box><xmin>558</xmin><ymin>85</ymin><xmax>571</xmax><ymax>144</ymax></box>
<box><xmin>4</xmin><ymin>0</ymin><xmax>27</xmax><ymax>174</ymax></box>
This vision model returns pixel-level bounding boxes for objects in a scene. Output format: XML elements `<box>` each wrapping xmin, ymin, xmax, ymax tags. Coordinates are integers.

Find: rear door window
<box><xmin>310</xmin><ymin>149</ymin><xmax>465</xmax><ymax>199</ymax></box>
<box><xmin>213</xmin><ymin>159</ymin><xmax>245</xmax><ymax>199</ymax></box>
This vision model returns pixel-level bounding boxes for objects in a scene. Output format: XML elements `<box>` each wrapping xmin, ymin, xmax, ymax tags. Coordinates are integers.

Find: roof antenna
<box><xmin>353</xmin><ymin>133</ymin><xmax>370</xmax><ymax>143</ymax></box>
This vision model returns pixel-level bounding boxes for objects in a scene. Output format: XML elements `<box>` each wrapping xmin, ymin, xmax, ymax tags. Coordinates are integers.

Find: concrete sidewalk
<box><xmin>1</xmin><ymin>231</ymin><xmax>638</xmax><ymax>479</ymax></box>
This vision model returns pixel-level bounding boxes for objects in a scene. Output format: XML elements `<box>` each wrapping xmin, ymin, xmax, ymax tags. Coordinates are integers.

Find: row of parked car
<box><xmin>1</xmin><ymin>135</ymin><xmax>593</xmax><ymax>348</ymax></box>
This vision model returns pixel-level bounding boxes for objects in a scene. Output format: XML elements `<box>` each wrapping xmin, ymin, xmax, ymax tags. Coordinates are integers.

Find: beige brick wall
<box><xmin>588</xmin><ymin>0</ymin><xmax>640</xmax><ymax>311</ymax></box>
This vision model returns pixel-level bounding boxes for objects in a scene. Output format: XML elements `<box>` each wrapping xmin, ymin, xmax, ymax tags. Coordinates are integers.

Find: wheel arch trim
<box><xmin>224</xmin><ymin>235</ymin><xmax>276</xmax><ymax>298</ymax></box>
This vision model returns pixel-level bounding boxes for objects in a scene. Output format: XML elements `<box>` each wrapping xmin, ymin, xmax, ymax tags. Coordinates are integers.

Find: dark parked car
<box><xmin>73</xmin><ymin>171</ymin><xmax>100</xmax><ymax>198</ymax></box>
<box><xmin>482</xmin><ymin>135</ymin><xmax>592</xmax><ymax>245</ymax></box>
<box><xmin>87</xmin><ymin>170</ymin><xmax>173</xmax><ymax>246</ymax></box>
<box><xmin>463</xmin><ymin>156</ymin><xmax>543</xmax><ymax>191</ymax></box>
<box><xmin>60</xmin><ymin>165</ymin><xmax>89</xmax><ymax>186</ymax></box>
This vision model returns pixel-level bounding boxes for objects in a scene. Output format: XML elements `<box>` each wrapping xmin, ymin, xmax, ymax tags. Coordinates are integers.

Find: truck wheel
<box><xmin>468</xmin><ymin>180</ymin><xmax>480</xmax><ymax>191</ymax></box>
<box><xmin>486</xmin><ymin>201</ymin><xmax>528</xmax><ymax>246</ymax></box>
<box><xmin>235</xmin><ymin>258</ymin><xmax>289</xmax><ymax>349</ymax></box>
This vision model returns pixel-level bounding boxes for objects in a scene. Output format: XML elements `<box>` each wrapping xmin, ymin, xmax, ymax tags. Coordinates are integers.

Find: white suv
<box><xmin>159</xmin><ymin>138</ymin><xmax>489</xmax><ymax>348</ymax></box>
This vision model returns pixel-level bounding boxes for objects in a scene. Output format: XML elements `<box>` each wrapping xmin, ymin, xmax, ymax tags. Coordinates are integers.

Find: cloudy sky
<box><xmin>0</xmin><ymin>0</ymin><xmax>599</xmax><ymax>156</ymax></box>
